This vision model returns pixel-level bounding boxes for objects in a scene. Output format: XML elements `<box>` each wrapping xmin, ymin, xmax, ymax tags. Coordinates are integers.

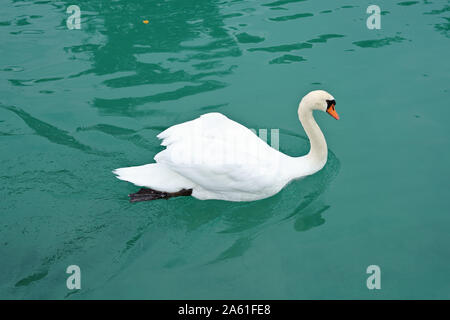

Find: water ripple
<box><xmin>248</xmin><ymin>42</ymin><xmax>312</xmax><ymax>53</ymax></box>
<box><xmin>353</xmin><ymin>36</ymin><xmax>406</xmax><ymax>48</ymax></box>
<box><xmin>0</xmin><ymin>104</ymin><xmax>110</xmax><ymax>156</ymax></box>
<box><xmin>93</xmin><ymin>80</ymin><xmax>227</xmax><ymax>116</ymax></box>
<box><xmin>262</xmin><ymin>0</ymin><xmax>307</xmax><ymax>7</ymax></box>
<box><xmin>235</xmin><ymin>32</ymin><xmax>265</xmax><ymax>44</ymax></box>
<box><xmin>397</xmin><ymin>1</ymin><xmax>419</xmax><ymax>6</ymax></box>
<box><xmin>269</xmin><ymin>12</ymin><xmax>313</xmax><ymax>21</ymax></box>
<box><xmin>269</xmin><ymin>54</ymin><xmax>306</xmax><ymax>64</ymax></box>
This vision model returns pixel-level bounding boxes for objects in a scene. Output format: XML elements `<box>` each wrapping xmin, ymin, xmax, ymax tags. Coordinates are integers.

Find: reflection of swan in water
<box><xmin>114</xmin><ymin>90</ymin><xmax>339</xmax><ymax>202</ymax></box>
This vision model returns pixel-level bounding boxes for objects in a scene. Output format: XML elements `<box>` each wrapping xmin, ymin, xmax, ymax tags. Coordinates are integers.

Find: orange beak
<box><xmin>326</xmin><ymin>104</ymin><xmax>339</xmax><ymax>120</ymax></box>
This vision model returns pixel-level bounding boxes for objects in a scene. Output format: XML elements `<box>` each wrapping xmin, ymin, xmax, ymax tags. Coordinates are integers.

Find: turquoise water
<box><xmin>1</xmin><ymin>0</ymin><xmax>449</xmax><ymax>299</ymax></box>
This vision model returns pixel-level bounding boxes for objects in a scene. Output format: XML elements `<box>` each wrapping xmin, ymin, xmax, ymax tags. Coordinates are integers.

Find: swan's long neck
<box><xmin>292</xmin><ymin>102</ymin><xmax>328</xmax><ymax>177</ymax></box>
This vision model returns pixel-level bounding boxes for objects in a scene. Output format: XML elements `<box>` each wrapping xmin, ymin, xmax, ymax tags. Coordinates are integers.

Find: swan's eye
<box><xmin>326</xmin><ymin>99</ymin><xmax>336</xmax><ymax>110</ymax></box>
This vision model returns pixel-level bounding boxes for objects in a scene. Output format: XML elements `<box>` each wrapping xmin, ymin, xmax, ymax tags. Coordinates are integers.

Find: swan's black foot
<box><xmin>129</xmin><ymin>188</ymin><xmax>192</xmax><ymax>203</ymax></box>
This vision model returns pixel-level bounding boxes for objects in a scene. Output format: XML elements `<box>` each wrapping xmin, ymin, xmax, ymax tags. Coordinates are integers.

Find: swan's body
<box><xmin>114</xmin><ymin>90</ymin><xmax>339</xmax><ymax>202</ymax></box>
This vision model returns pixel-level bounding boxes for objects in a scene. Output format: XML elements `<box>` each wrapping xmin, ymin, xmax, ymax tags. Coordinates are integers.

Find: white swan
<box><xmin>114</xmin><ymin>90</ymin><xmax>339</xmax><ymax>202</ymax></box>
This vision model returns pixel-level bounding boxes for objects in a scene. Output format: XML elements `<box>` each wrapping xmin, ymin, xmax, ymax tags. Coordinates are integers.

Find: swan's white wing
<box><xmin>155</xmin><ymin>113</ymin><xmax>286</xmax><ymax>199</ymax></box>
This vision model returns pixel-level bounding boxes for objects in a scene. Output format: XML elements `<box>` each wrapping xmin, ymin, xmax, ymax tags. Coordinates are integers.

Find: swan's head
<box><xmin>299</xmin><ymin>90</ymin><xmax>339</xmax><ymax>120</ymax></box>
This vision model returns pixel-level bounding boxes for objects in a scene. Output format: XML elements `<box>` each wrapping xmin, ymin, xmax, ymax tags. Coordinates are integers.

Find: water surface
<box><xmin>0</xmin><ymin>0</ymin><xmax>449</xmax><ymax>299</ymax></box>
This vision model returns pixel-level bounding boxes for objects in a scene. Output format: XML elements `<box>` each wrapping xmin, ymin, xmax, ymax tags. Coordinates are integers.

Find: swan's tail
<box><xmin>113</xmin><ymin>163</ymin><xmax>194</xmax><ymax>193</ymax></box>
